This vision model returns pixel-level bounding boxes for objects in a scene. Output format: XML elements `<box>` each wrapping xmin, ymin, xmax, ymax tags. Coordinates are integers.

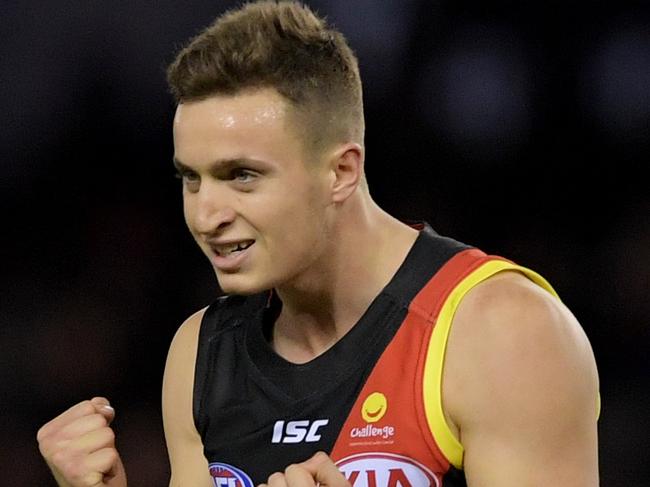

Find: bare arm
<box><xmin>162</xmin><ymin>308</ymin><xmax>213</xmax><ymax>487</ymax></box>
<box><xmin>443</xmin><ymin>271</ymin><xmax>600</xmax><ymax>487</ymax></box>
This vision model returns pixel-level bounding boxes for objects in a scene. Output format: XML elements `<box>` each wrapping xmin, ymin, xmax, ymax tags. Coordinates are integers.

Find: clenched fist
<box><xmin>259</xmin><ymin>452</ymin><xmax>350</xmax><ymax>487</ymax></box>
<box><xmin>37</xmin><ymin>397</ymin><xmax>127</xmax><ymax>487</ymax></box>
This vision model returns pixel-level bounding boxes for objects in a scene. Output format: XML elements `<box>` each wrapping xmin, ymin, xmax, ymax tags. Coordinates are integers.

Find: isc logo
<box><xmin>271</xmin><ymin>419</ymin><xmax>329</xmax><ymax>444</ymax></box>
<box><xmin>336</xmin><ymin>453</ymin><xmax>441</xmax><ymax>487</ymax></box>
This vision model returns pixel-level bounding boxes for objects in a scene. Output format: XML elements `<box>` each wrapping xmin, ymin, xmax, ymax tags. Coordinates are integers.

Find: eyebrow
<box><xmin>172</xmin><ymin>157</ymin><xmax>267</xmax><ymax>172</ymax></box>
<box><xmin>172</xmin><ymin>157</ymin><xmax>190</xmax><ymax>172</ymax></box>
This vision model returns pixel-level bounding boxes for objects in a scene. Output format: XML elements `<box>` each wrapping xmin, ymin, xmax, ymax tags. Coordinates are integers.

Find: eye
<box><xmin>230</xmin><ymin>168</ymin><xmax>257</xmax><ymax>183</ymax></box>
<box><xmin>174</xmin><ymin>170</ymin><xmax>200</xmax><ymax>192</ymax></box>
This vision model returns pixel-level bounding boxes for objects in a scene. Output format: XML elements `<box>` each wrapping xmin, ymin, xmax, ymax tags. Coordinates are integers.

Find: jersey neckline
<box><xmin>243</xmin><ymin>223</ymin><xmax>463</xmax><ymax>401</ymax></box>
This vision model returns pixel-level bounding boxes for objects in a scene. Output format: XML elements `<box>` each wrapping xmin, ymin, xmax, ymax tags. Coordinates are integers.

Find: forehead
<box><xmin>174</xmin><ymin>89</ymin><xmax>289</xmax><ymax>135</ymax></box>
<box><xmin>173</xmin><ymin>89</ymin><xmax>306</xmax><ymax>165</ymax></box>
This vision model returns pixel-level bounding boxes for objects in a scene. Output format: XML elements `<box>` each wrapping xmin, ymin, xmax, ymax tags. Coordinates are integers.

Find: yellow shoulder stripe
<box><xmin>422</xmin><ymin>260</ymin><xmax>558</xmax><ymax>469</ymax></box>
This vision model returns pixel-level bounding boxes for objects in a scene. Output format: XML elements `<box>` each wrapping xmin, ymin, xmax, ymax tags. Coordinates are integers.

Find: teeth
<box><xmin>215</xmin><ymin>240</ymin><xmax>253</xmax><ymax>256</ymax></box>
<box><xmin>221</xmin><ymin>243</ymin><xmax>239</xmax><ymax>255</ymax></box>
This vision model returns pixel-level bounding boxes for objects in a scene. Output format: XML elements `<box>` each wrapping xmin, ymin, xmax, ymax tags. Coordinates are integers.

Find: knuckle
<box><xmin>49</xmin><ymin>450</ymin><xmax>80</xmax><ymax>480</ymax></box>
<box><xmin>284</xmin><ymin>463</ymin><xmax>301</xmax><ymax>475</ymax></box>
<box><xmin>50</xmin><ymin>449</ymin><xmax>69</xmax><ymax>468</ymax></box>
<box><xmin>37</xmin><ymin>433</ymin><xmax>51</xmax><ymax>454</ymax></box>
<box><xmin>268</xmin><ymin>472</ymin><xmax>285</xmax><ymax>483</ymax></box>
<box><xmin>37</xmin><ymin>440</ymin><xmax>51</xmax><ymax>457</ymax></box>
<box><xmin>100</xmin><ymin>426</ymin><xmax>116</xmax><ymax>444</ymax></box>
<box><xmin>37</xmin><ymin>418</ymin><xmax>60</xmax><ymax>442</ymax></box>
<box><xmin>79</xmin><ymin>401</ymin><xmax>96</xmax><ymax>416</ymax></box>
<box><xmin>36</xmin><ymin>424</ymin><xmax>48</xmax><ymax>443</ymax></box>
<box><xmin>90</xmin><ymin>412</ymin><xmax>108</xmax><ymax>428</ymax></box>
<box><xmin>107</xmin><ymin>448</ymin><xmax>119</xmax><ymax>463</ymax></box>
<box><xmin>102</xmin><ymin>447</ymin><xmax>118</xmax><ymax>464</ymax></box>
<box><xmin>66</xmin><ymin>460</ymin><xmax>83</xmax><ymax>479</ymax></box>
<box><xmin>82</xmin><ymin>472</ymin><xmax>103</xmax><ymax>486</ymax></box>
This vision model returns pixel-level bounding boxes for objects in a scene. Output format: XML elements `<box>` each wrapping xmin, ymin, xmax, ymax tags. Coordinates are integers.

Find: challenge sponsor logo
<box><xmin>350</xmin><ymin>392</ymin><xmax>395</xmax><ymax>444</ymax></box>
<box><xmin>336</xmin><ymin>453</ymin><xmax>441</xmax><ymax>487</ymax></box>
<box><xmin>351</xmin><ymin>424</ymin><xmax>395</xmax><ymax>440</ymax></box>
<box><xmin>362</xmin><ymin>392</ymin><xmax>388</xmax><ymax>423</ymax></box>
<box><xmin>208</xmin><ymin>462</ymin><xmax>254</xmax><ymax>487</ymax></box>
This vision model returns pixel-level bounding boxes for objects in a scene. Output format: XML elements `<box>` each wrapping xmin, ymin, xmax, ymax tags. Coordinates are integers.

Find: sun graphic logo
<box><xmin>351</xmin><ymin>392</ymin><xmax>395</xmax><ymax>440</ymax></box>
<box><xmin>362</xmin><ymin>392</ymin><xmax>388</xmax><ymax>423</ymax></box>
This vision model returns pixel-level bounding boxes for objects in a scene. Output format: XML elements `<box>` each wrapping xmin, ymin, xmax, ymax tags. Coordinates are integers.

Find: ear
<box><xmin>329</xmin><ymin>143</ymin><xmax>364</xmax><ymax>203</ymax></box>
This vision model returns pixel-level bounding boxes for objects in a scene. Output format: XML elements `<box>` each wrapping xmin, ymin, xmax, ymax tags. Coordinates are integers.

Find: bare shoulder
<box><xmin>167</xmin><ymin>307</ymin><xmax>208</xmax><ymax>360</ymax></box>
<box><xmin>163</xmin><ymin>307</ymin><xmax>213</xmax><ymax>487</ymax></box>
<box><xmin>445</xmin><ymin>270</ymin><xmax>599</xmax><ymax>422</ymax></box>
<box><xmin>163</xmin><ymin>307</ymin><xmax>208</xmax><ymax>420</ymax></box>
<box><xmin>451</xmin><ymin>269</ymin><xmax>596</xmax><ymax>355</ymax></box>
<box><xmin>443</xmin><ymin>270</ymin><xmax>600</xmax><ymax>485</ymax></box>
<box><xmin>163</xmin><ymin>306</ymin><xmax>207</xmax><ymax>422</ymax></box>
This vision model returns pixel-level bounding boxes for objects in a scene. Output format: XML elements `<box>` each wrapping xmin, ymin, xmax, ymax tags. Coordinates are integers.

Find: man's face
<box><xmin>172</xmin><ymin>89</ymin><xmax>332</xmax><ymax>294</ymax></box>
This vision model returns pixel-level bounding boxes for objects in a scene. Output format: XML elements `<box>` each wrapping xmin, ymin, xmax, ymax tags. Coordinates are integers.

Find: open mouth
<box><xmin>213</xmin><ymin>240</ymin><xmax>255</xmax><ymax>257</ymax></box>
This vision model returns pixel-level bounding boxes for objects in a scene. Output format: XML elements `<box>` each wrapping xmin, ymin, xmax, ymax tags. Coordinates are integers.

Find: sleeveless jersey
<box><xmin>193</xmin><ymin>224</ymin><xmax>557</xmax><ymax>487</ymax></box>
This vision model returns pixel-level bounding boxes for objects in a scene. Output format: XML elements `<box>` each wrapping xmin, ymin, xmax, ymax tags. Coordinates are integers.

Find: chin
<box><xmin>215</xmin><ymin>272</ymin><xmax>270</xmax><ymax>296</ymax></box>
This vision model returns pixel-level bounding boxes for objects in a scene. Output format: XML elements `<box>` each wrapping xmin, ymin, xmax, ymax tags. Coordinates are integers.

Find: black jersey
<box><xmin>192</xmin><ymin>224</ymin><xmax>557</xmax><ymax>487</ymax></box>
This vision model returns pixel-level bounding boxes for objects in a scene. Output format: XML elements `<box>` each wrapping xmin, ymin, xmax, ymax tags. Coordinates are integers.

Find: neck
<box><xmin>272</xmin><ymin>193</ymin><xmax>418</xmax><ymax>363</ymax></box>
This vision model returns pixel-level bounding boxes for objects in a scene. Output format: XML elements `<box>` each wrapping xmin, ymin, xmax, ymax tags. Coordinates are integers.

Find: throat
<box><xmin>271</xmin><ymin>331</ymin><xmax>339</xmax><ymax>364</ymax></box>
<box><xmin>264</xmin><ymin>303</ymin><xmax>344</xmax><ymax>364</ymax></box>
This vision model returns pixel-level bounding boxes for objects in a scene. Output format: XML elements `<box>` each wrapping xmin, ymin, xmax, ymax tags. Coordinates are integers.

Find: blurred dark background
<box><xmin>1</xmin><ymin>0</ymin><xmax>648</xmax><ymax>485</ymax></box>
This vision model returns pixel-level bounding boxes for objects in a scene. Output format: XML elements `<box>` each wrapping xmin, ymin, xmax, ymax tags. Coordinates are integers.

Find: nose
<box><xmin>187</xmin><ymin>183</ymin><xmax>236</xmax><ymax>235</ymax></box>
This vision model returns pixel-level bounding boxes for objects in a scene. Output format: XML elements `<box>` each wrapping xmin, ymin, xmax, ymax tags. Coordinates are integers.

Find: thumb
<box><xmin>90</xmin><ymin>397</ymin><xmax>116</xmax><ymax>425</ymax></box>
<box><xmin>299</xmin><ymin>452</ymin><xmax>330</xmax><ymax>471</ymax></box>
<box><xmin>299</xmin><ymin>452</ymin><xmax>348</xmax><ymax>487</ymax></box>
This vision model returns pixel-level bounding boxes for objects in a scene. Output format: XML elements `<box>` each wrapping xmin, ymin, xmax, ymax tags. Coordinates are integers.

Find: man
<box><xmin>37</xmin><ymin>2</ymin><xmax>600</xmax><ymax>486</ymax></box>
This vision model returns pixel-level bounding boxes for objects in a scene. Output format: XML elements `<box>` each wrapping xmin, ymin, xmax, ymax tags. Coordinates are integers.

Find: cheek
<box><xmin>250</xmin><ymin>175</ymin><xmax>327</xmax><ymax>246</ymax></box>
<box><xmin>258</xmin><ymin>205</ymin><xmax>318</xmax><ymax>251</ymax></box>
<box><xmin>278</xmin><ymin>210</ymin><xmax>327</xmax><ymax>256</ymax></box>
<box><xmin>182</xmin><ymin>198</ymin><xmax>200</xmax><ymax>237</ymax></box>
<box><xmin>182</xmin><ymin>199</ymin><xmax>193</xmax><ymax>230</ymax></box>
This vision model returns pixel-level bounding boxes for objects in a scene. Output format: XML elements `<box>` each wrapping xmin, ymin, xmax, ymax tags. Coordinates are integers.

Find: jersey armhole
<box><xmin>193</xmin><ymin>304</ymin><xmax>217</xmax><ymax>436</ymax></box>
<box><xmin>421</xmin><ymin>259</ymin><xmax>559</xmax><ymax>470</ymax></box>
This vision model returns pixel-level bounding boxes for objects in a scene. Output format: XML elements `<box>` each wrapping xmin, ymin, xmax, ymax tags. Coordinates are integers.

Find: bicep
<box><xmin>162</xmin><ymin>309</ymin><xmax>213</xmax><ymax>487</ymax></box>
<box><xmin>462</xmin><ymin>379</ymin><xmax>599</xmax><ymax>487</ymax></box>
<box><xmin>444</xmin><ymin>272</ymin><xmax>599</xmax><ymax>486</ymax></box>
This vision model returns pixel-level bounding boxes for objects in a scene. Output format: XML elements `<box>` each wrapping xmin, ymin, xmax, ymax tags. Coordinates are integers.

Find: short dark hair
<box><xmin>166</xmin><ymin>1</ymin><xmax>364</xmax><ymax>151</ymax></box>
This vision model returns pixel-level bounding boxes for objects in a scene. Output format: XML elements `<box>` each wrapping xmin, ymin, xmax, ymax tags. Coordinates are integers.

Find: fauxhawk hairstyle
<box><xmin>166</xmin><ymin>1</ymin><xmax>364</xmax><ymax>151</ymax></box>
